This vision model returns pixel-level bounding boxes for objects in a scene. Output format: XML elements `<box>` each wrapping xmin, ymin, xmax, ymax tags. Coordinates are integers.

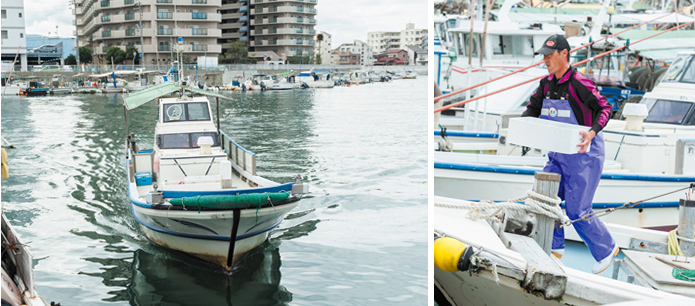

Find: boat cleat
<box><xmin>291</xmin><ymin>174</ymin><xmax>309</xmax><ymax>195</ymax></box>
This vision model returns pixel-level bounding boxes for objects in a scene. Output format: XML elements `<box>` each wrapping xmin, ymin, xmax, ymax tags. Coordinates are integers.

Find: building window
<box><xmin>20</xmin><ymin>33</ymin><xmax>23</xmax><ymax>38</ymax></box>
<box><xmin>1</xmin><ymin>10</ymin><xmax>5</xmax><ymax>18</ymax></box>
<box><xmin>19</xmin><ymin>12</ymin><xmax>22</xmax><ymax>18</ymax></box>
<box><xmin>1</xmin><ymin>31</ymin><xmax>7</xmax><ymax>39</ymax></box>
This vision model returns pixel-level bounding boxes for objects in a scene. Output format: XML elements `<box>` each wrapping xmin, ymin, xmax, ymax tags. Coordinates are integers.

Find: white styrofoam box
<box><xmin>507</xmin><ymin>117</ymin><xmax>591</xmax><ymax>154</ymax></box>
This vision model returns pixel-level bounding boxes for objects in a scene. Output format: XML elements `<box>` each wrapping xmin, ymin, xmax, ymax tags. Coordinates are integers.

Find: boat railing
<box><xmin>219</xmin><ymin>131</ymin><xmax>256</xmax><ymax>176</ymax></box>
<box><xmin>436</xmin><ymin>18</ymin><xmax>695</xmax><ymax>114</ymax></box>
<box><xmin>434</xmin><ymin>5</ymin><xmax>695</xmax><ymax>104</ymax></box>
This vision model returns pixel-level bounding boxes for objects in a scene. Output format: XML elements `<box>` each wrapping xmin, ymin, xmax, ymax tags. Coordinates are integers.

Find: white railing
<box><xmin>220</xmin><ymin>131</ymin><xmax>256</xmax><ymax>176</ymax></box>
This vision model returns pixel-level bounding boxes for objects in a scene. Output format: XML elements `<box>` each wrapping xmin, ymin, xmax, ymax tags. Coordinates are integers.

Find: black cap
<box><xmin>535</xmin><ymin>34</ymin><xmax>570</xmax><ymax>56</ymax></box>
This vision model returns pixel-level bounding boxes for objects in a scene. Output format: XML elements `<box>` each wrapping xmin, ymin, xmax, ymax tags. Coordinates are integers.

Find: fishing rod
<box><xmin>434</xmin><ymin>5</ymin><xmax>695</xmax><ymax>103</ymax></box>
<box><xmin>434</xmin><ymin>18</ymin><xmax>695</xmax><ymax>113</ymax></box>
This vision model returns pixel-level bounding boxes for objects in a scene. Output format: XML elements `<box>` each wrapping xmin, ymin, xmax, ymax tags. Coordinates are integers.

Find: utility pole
<box><xmin>72</xmin><ymin>1</ymin><xmax>80</xmax><ymax>71</ymax></box>
<box><xmin>136</xmin><ymin>2</ymin><xmax>144</xmax><ymax>67</ymax></box>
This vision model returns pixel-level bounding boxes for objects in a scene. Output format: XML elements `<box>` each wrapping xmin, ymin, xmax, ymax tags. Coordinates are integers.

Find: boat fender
<box><xmin>1</xmin><ymin>148</ymin><xmax>8</xmax><ymax>179</ymax></box>
<box><xmin>434</xmin><ymin>236</ymin><xmax>474</xmax><ymax>272</ymax></box>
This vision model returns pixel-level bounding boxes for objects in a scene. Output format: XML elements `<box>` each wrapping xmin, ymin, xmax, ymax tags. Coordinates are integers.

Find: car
<box><xmin>40</xmin><ymin>65</ymin><xmax>60</xmax><ymax>72</ymax></box>
<box><xmin>30</xmin><ymin>45</ymin><xmax>58</xmax><ymax>54</ymax></box>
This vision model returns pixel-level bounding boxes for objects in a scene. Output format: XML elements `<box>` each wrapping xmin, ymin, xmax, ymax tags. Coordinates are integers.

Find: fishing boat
<box><xmin>434</xmin><ymin>192</ymin><xmax>695</xmax><ymax>305</ymax></box>
<box><xmin>435</xmin><ymin>51</ymin><xmax>695</xmax><ymax>230</ymax></box>
<box><xmin>2</xmin><ymin>143</ymin><xmax>50</xmax><ymax>306</ymax></box>
<box><xmin>122</xmin><ymin>82</ymin><xmax>308</xmax><ymax>271</ymax></box>
<box><xmin>295</xmin><ymin>70</ymin><xmax>335</xmax><ymax>88</ymax></box>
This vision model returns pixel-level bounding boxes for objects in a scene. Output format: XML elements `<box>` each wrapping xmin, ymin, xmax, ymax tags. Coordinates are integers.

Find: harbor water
<box><xmin>1</xmin><ymin>78</ymin><xmax>428</xmax><ymax>305</ymax></box>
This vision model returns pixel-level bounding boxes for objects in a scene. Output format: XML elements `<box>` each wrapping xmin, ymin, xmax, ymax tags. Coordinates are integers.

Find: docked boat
<box><xmin>295</xmin><ymin>70</ymin><xmax>335</xmax><ymax>88</ymax></box>
<box><xmin>434</xmin><ymin>193</ymin><xmax>695</xmax><ymax>305</ymax></box>
<box><xmin>2</xmin><ymin>144</ymin><xmax>50</xmax><ymax>306</ymax></box>
<box><xmin>435</xmin><ymin>51</ymin><xmax>695</xmax><ymax>231</ymax></box>
<box><xmin>122</xmin><ymin>82</ymin><xmax>308</xmax><ymax>271</ymax></box>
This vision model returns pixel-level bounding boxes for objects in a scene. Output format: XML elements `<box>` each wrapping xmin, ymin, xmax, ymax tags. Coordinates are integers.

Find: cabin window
<box><xmin>680</xmin><ymin>56</ymin><xmax>695</xmax><ymax>84</ymax></box>
<box><xmin>645</xmin><ymin>99</ymin><xmax>692</xmax><ymax>124</ymax></box>
<box><xmin>664</xmin><ymin>56</ymin><xmax>689</xmax><ymax>82</ymax></box>
<box><xmin>158</xmin><ymin>132</ymin><xmax>219</xmax><ymax>149</ymax></box>
<box><xmin>456</xmin><ymin>33</ymin><xmax>481</xmax><ymax>58</ymax></box>
<box><xmin>163</xmin><ymin>102</ymin><xmax>210</xmax><ymax>122</ymax></box>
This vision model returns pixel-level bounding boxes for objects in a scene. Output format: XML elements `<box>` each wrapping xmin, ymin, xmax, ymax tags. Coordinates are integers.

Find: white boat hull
<box><xmin>268</xmin><ymin>83</ymin><xmax>293</xmax><ymax>90</ymax></box>
<box><xmin>1</xmin><ymin>86</ymin><xmax>21</xmax><ymax>95</ymax></box>
<box><xmin>435</xmin><ymin>152</ymin><xmax>693</xmax><ymax>229</ymax></box>
<box><xmin>434</xmin><ymin>203</ymin><xmax>690</xmax><ymax>305</ymax></box>
<box><xmin>132</xmin><ymin>199</ymin><xmax>298</xmax><ymax>269</ymax></box>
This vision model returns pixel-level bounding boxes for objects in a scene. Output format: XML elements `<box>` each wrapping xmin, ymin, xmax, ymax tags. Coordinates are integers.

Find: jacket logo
<box><xmin>549</xmin><ymin>107</ymin><xmax>558</xmax><ymax>117</ymax></box>
<box><xmin>546</xmin><ymin>41</ymin><xmax>555</xmax><ymax>47</ymax></box>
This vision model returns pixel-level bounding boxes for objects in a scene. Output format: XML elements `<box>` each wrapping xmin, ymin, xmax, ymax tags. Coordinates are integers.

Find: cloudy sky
<box><xmin>26</xmin><ymin>0</ymin><xmax>428</xmax><ymax>46</ymax></box>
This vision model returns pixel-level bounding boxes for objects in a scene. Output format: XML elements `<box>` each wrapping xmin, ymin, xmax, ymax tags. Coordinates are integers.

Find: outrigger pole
<box><xmin>434</xmin><ymin>5</ymin><xmax>695</xmax><ymax>103</ymax></box>
<box><xmin>435</xmin><ymin>18</ymin><xmax>695</xmax><ymax>113</ymax></box>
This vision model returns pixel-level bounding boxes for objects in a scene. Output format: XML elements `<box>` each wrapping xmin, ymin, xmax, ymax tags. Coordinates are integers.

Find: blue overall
<box><xmin>539</xmin><ymin>95</ymin><xmax>616</xmax><ymax>261</ymax></box>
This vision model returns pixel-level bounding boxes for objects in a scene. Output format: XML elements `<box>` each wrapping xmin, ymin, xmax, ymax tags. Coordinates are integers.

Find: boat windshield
<box><xmin>163</xmin><ymin>102</ymin><xmax>211</xmax><ymax>123</ymax></box>
<box><xmin>158</xmin><ymin>132</ymin><xmax>220</xmax><ymax>149</ymax></box>
<box><xmin>662</xmin><ymin>53</ymin><xmax>695</xmax><ymax>84</ymax></box>
<box><xmin>644</xmin><ymin>98</ymin><xmax>694</xmax><ymax>125</ymax></box>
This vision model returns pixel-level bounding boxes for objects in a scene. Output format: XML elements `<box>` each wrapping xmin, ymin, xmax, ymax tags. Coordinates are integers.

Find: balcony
<box><xmin>191</xmin><ymin>44</ymin><xmax>207</xmax><ymax>51</ymax></box>
<box><xmin>297</xmin><ymin>17</ymin><xmax>303</xmax><ymax>22</ymax></box>
<box><xmin>253</xmin><ymin>0</ymin><xmax>262</xmax><ymax>2</ymax></box>
<box><xmin>239</xmin><ymin>26</ymin><xmax>248</xmax><ymax>32</ymax></box>
<box><xmin>296</xmin><ymin>39</ymin><xmax>303</xmax><ymax>45</ymax></box>
<box><xmin>240</xmin><ymin>5</ymin><xmax>248</xmax><ymax>12</ymax></box>
<box><xmin>125</xmin><ymin>13</ymin><xmax>135</xmax><ymax>20</ymax></box>
<box><xmin>157</xmin><ymin>12</ymin><xmax>173</xmax><ymax>19</ymax></box>
<box><xmin>309</xmin><ymin>19</ymin><xmax>315</xmax><ymax>24</ymax></box>
<box><xmin>296</xmin><ymin>28</ymin><xmax>303</xmax><ymax>34</ymax></box>
<box><xmin>254</xmin><ymin>8</ymin><xmax>262</xmax><ymax>13</ymax></box>
<box><xmin>308</xmin><ymin>8</ymin><xmax>316</xmax><ymax>13</ymax></box>
<box><xmin>158</xmin><ymin>45</ymin><xmax>171</xmax><ymax>51</ymax></box>
<box><xmin>157</xmin><ymin>0</ymin><xmax>172</xmax><ymax>3</ymax></box>
<box><xmin>126</xmin><ymin>29</ymin><xmax>135</xmax><ymax>36</ymax></box>
<box><xmin>158</xmin><ymin>28</ymin><xmax>173</xmax><ymax>35</ymax></box>
<box><xmin>240</xmin><ymin>16</ymin><xmax>248</xmax><ymax>22</ymax></box>
<box><xmin>101</xmin><ymin>15</ymin><xmax>111</xmax><ymax>22</ymax></box>
<box><xmin>125</xmin><ymin>0</ymin><xmax>134</xmax><ymax>4</ymax></box>
<box><xmin>102</xmin><ymin>31</ymin><xmax>112</xmax><ymax>37</ymax></box>
<box><xmin>192</xmin><ymin>28</ymin><xmax>208</xmax><ymax>35</ymax></box>
<box><xmin>296</xmin><ymin>7</ymin><xmax>303</xmax><ymax>12</ymax></box>
<box><xmin>192</xmin><ymin>12</ymin><xmax>207</xmax><ymax>19</ymax></box>
<box><xmin>101</xmin><ymin>1</ymin><xmax>110</xmax><ymax>7</ymax></box>
<box><xmin>192</xmin><ymin>0</ymin><xmax>207</xmax><ymax>3</ymax></box>
<box><xmin>309</xmin><ymin>29</ymin><xmax>315</xmax><ymax>34</ymax></box>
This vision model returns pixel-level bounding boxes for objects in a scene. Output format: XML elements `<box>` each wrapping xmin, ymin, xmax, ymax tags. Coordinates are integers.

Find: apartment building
<box><xmin>246</xmin><ymin>0</ymin><xmax>318</xmax><ymax>61</ymax></box>
<box><xmin>218</xmin><ymin>0</ymin><xmax>250</xmax><ymax>58</ymax></box>
<box><xmin>313</xmin><ymin>31</ymin><xmax>331</xmax><ymax>64</ymax></box>
<box><xmin>334</xmin><ymin>40</ymin><xmax>372</xmax><ymax>66</ymax></box>
<box><xmin>73</xmin><ymin>0</ymin><xmax>222</xmax><ymax>66</ymax></box>
<box><xmin>1</xmin><ymin>0</ymin><xmax>28</xmax><ymax>71</ymax></box>
<box><xmin>367</xmin><ymin>23</ymin><xmax>427</xmax><ymax>54</ymax></box>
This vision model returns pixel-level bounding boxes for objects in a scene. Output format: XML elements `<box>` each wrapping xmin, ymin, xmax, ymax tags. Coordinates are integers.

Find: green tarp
<box><xmin>122</xmin><ymin>82</ymin><xmax>232</xmax><ymax>110</ymax></box>
<box><xmin>168</xmin><ymin>192</ymin><xmax>290</xmax><ymax>210</ymax></box>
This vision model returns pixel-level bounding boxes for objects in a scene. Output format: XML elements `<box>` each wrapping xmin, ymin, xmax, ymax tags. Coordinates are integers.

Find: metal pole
<box><xmin>73</xmin><ymin>1</ymin><xmax>80</xmax><ymax>71</ymax></box>
<box><xmin>138</xmin><ymin>2</ymin><xmax>144</xmax><ymax>67</ymax></box>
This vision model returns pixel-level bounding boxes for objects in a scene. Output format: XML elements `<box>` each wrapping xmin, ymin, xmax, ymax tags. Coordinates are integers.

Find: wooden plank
<box><xmin>506</xmin><ymin>233</ymin><xmax>567</xmax><ymax>300</ymax></box>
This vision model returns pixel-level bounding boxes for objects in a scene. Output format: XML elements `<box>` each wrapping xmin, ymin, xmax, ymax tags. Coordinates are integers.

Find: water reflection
<box><xmin>128</xmin><ymin>242</ymin><xmax>290</xmax><ymax>306</ymax></box>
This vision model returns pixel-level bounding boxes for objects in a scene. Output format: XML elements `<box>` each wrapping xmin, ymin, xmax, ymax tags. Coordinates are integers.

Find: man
<box><xmin>522</xmin><ymin>34</ymin><xmax>618</xmax><ymax>274</ymax></box>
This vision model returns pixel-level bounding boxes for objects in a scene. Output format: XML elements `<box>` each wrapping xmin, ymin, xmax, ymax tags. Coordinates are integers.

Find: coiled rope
<box><xmin>434</xmin><ymin>190</ymin><xmax>564</xmax><ymax>221</ymax></box>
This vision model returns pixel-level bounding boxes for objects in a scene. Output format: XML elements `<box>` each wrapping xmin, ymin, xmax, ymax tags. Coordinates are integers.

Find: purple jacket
<box><xmin>522</xmin><ymin>66</ymin><xmax>612</xmax><ymax>134</ymax></box>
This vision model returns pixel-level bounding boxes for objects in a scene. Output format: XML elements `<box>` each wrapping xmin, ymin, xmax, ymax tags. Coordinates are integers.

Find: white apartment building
<box><xmin>247</xmin><ymin>0</ymin><xmax>318</xmax><ymax>61</ymax></box>
<box><xmin>73</xmin><ymin>0</ymin><xmax>223</xmax><ymax>66</ymax></box>
<box><xmin>367</xmin><ymin>23</ymin><xmax>427</xmax><ymax>54</ymax></box>
<box><xmin>1</xmin><ymin>0</ymin><xmax>28</xmax><ymax>72</ymax></box>
<box><xmin>334</xmin><ymin>40</ymin><xmax>372</xmax><ymax>66</ymax></box>
<box><xmin>313</xmin><ymin>31</ymin><xmax>331</xmax><ymax>65</ymax></box>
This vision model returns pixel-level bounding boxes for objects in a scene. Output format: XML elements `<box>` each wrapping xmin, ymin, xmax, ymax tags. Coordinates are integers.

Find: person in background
<box><xmin>522</xmin><ymin>34</ymin><xmax>618</xmax><ymax>274</ymax></box>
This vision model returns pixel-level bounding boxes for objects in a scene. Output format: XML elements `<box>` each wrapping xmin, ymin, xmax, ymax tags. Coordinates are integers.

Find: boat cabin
<box><xmin>156</xmin><ymin>98</ymin><xmax>220</xmax><ymax>150</ymax></box>
<box><xmin>639</xmin><ymin>52</ymin><xmax>695</xmax><ymax>126</ymax></box>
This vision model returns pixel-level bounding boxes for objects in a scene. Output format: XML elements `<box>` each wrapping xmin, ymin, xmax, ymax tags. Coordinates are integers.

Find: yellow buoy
<box><xmin>434</xmin><ymin>236</ymin><xmax>473</xmax><ymax>272</ymax></box>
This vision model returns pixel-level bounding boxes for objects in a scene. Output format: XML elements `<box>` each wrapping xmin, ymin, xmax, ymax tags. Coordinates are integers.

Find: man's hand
<box><xmin>577</xmin><ymin>130</ymin><xmax>596</xmax><ymax>154</ymax></box>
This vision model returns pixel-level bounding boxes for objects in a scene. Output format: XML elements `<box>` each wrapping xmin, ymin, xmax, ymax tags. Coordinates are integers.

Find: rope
<box><xmin>435</xmin><ymin>190</ymin><xmax>564</xmax><ymax>221</ymax></box>
<box><xmin>668</xmin><ymin>229</ymin><xmax>685</xmax><ymax>257</ymax></box>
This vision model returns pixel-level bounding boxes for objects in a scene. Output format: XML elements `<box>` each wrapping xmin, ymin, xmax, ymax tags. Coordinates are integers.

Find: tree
<box><xmin>287</xmin><ymin>56</ymin><xmax>311</xmax><ymax>64</ymax></box>
<box><xmin>316</xmin><ymin>54</ymin><xmax>322</xmax><ymax>65</ymax></box>
<box><xmin>125</xmin><ymin>46</ymin><xmax>140</xmax><ymax>65</ymax></box>
<box><xmin>79</xmin><ymin>46</ymin><xmax>92</xmax><ymax>64</ymax></box>
<box><xmin>65</xmin><ymin>54</ymin><xmax>77</xmax><ymax>65</ymax></box>
<box><xmin>105</xmin><ymin>46</ymin><xmax>127</xmax><ymax>65</ymax></box>
<box><xmin>224</xmin><ymin>40</ymin><xmax>249</xmax><ymax>64</ymax></box>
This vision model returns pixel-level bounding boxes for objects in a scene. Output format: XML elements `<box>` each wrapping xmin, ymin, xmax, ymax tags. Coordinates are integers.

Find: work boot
<box><xmin>592</xmin><ymin>244</ymin><xmax>619</xmax><ymax>274</ymax></box>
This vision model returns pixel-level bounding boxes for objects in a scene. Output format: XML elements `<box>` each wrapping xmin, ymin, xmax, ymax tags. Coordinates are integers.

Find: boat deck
<box><xmin>135</xmin><ymin>173</ymin><xmax>253</xmax><ymax>199</ymax></box>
